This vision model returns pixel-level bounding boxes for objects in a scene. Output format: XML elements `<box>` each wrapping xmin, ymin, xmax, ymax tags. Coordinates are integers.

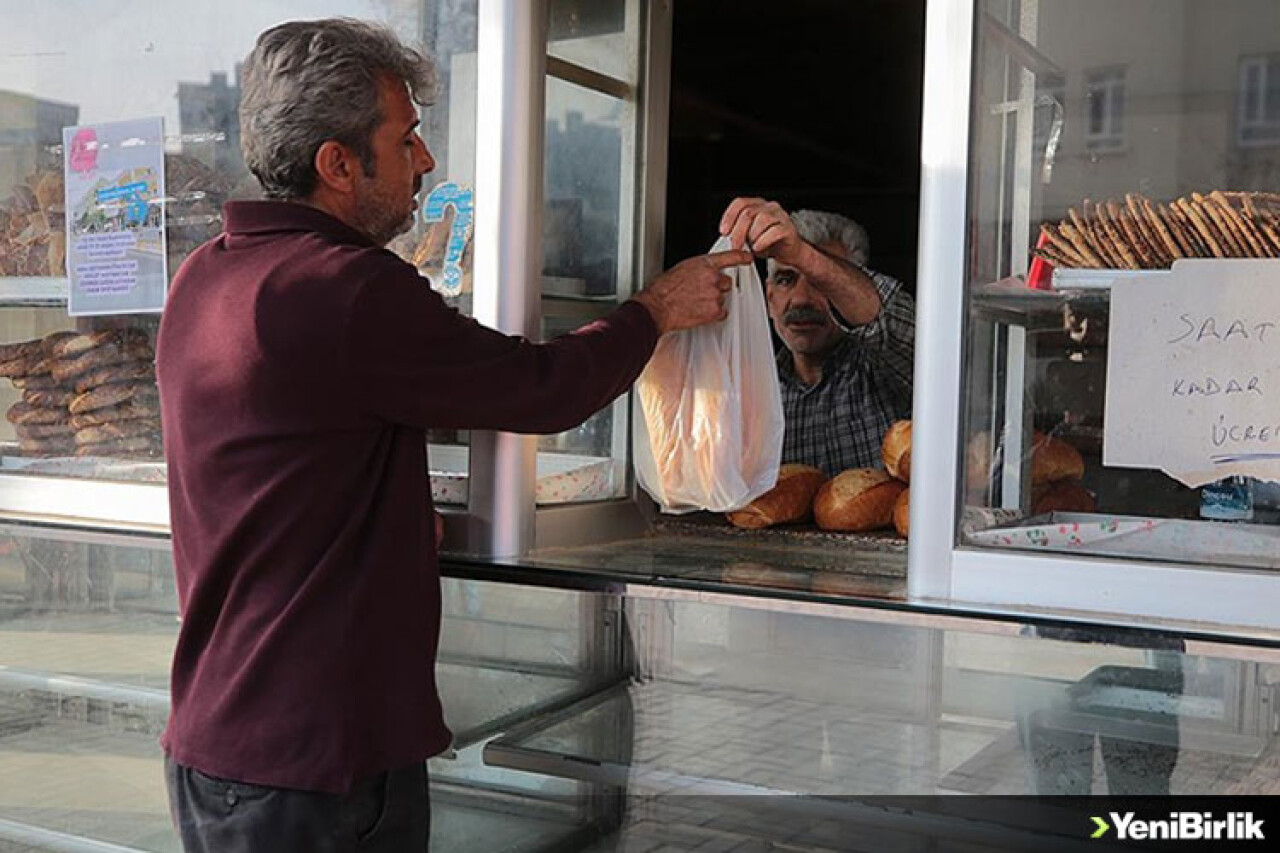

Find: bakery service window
<box><xmin>906</xmin><ymin>0</ymin><xmax>1280</xmax><ymax>627</ymax></box>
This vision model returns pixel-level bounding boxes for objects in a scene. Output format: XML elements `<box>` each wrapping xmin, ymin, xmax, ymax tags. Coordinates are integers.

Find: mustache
<box><xmin>782</xmin><ymin>307</ymin><xmax>828</xmax><ymax>325</ymax></box>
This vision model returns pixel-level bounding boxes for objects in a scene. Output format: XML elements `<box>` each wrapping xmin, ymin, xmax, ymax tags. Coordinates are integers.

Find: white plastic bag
<box><xmin>633</xmin><ymin>236</ymin><xmax>785</xmax><ymax>513</ymax></box>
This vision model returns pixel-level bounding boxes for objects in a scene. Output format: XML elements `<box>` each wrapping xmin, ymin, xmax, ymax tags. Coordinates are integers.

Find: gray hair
<box><xmin>790</xmin><ymin>209</ymin><xmax>870</xmax><ymax>266</ymax></box>
<box><xmin>239</xmin><ymin>18</ymin><xmax>437</xmax><ymax>200</ymax></box>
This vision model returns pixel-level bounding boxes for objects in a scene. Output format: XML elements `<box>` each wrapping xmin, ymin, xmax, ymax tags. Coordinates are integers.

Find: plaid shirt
<box><xmin>777</xmin><ymin>269</ymin><xmax>915</xmax><ymax>476</ymax></box>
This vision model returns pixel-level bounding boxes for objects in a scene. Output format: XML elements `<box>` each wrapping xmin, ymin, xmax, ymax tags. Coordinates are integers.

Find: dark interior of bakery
<box><xmin>663</xmin><ymin>0</ymin><xmax>926</xmax><ymax>292</ymax></box>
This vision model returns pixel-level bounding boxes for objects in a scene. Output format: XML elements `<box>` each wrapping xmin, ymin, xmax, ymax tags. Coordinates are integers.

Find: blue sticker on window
<box><xmin>421</xmin><ymin>182</ymin><xmax>474</xmax><ymax>296</ymax></box>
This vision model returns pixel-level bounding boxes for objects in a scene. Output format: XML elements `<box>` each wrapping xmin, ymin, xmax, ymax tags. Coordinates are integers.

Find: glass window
<box><xmin>1237</xmin><ymin>54</ymin><xmax>1280</xmax><ymax>146</ymax></box>
<box><xmin>962</xmin><ymin>0</ymin><xmax>1280</xmax><ymax>571</ymax></box>
<box><xmin>0</xmin><ymin>524</ymin><xmax>618</xmax><ymax>850</ymax></box>
<box><xmin>535</xmin><ymin>1</ymin><xmax>640</xmax><ymax>505</ymax></box>
<box><xmin>0</xmin><ymin>2</ymin><xmax>479</xmax><ymax>508</ymax></box>
<box><xmin>547</xmin><ymin>0</ymin><xmax>634</xmax><ymax>84</ymax></box>
<box><xmin>1084</xmin><ymin>67</ymin><xmax>1127</xmax><ymax>152</ymax></box>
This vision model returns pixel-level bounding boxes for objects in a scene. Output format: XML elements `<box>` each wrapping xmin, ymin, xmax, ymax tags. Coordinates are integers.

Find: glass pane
<box><xmin>485</xmin><ymin>594</ymin><xmax>1280</xmax><ymax>814</ymax></box>
<box><xmin>0</xmin><ymin>525</ymin><xmax>619</xmax><ymax>851</ymax></box>
<box><xmin>1266</xmin><ymin>58</ymin><xmax>1280</xmax><ymax>121</ymax></box>
<box><xmin>536</xmin><ymin>75</ymin><xmax>631</xmax><ymax>503</ymax></box>
<box><xmin>0</xmin><ymin>311</ymin><xmax>161</xmax><ymax>479</ymax></box>
<box><xmin>544</xmin><ymin>76</ymin><xmax>625</xmax><ymax>298</ymax></box>
<box><xmin>548</xmin><ymin>0</ymin><xmax>632</xmax><ymax>84</ymax></box>
<box><xmin>0</xmin><ymin>530</ymin><xmax>176</xmax><ymax>849</ymax></box>
<box><xmin>1087</xmin><ymin>87</ymin><xmax>1106</xmax><ymax>135</ymax></box>
<box><xmin>0</xmin><ymin>2</ymin><xmax>480</xmax><ymax>503</ymax></box>
<box><xmin>1243</xmin><ymin>62</ymin><xmax>1262</xmax><ymax>123</ymax></box>
<box><xmin>962</xmin><ymin>0</ymin><xmax>1280</xmax><ymax>571</ymax></box>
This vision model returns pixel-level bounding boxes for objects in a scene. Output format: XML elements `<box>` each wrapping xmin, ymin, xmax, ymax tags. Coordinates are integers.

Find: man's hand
<box><xmin>434</xmin><ymin>510</ymin><xmax>444</xmax><ymax>552</ymax></box>
<box><xmin>633</xmin><ymin>249</ymin><xmax>752</xmax><ymax>334</ymax></box>
<box><xmin>720</xmin><ymin>197</ymin><xmax>806</xmax><ymax>266</ymax></box>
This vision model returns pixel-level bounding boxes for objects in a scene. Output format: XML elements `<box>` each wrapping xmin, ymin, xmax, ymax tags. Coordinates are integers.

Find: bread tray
<box><xmin>428</xmin><ymin>443</ymin><xmax>616</xmax><ymax>505</ymax></box>
<box><xmin>1</xmin><ymin>453</ymin><xmax>167</xmax><ymax>483</ymax></box>
<box><xmin>966</xmin><ymin>511</ymin><xmax>1280</xmax><ymax>568</ymax></box>
<box><xmin>1050</xmin><ymin>268</ymin><xmax>1170</xmax><ymax>292</ymax></box>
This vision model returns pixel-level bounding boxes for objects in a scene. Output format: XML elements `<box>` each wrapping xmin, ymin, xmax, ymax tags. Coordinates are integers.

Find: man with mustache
<box><xmin>721</xmin><ymin>198</ymin><xmax>915</xmax><ymax>476</ymax></box>
<box><xmin>157</xmin><ymin>18</ymin><xmax>747</xmax><ymax>852</ymax></box>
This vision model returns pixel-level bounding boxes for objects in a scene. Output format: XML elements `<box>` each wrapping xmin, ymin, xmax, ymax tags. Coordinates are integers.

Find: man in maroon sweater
<box><xmin>156</xmin><ymin>18</ymin><xmax>746</xmax><ymax>852</ymax></box>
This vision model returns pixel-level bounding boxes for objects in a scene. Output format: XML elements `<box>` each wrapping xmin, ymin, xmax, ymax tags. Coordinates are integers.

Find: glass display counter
<box><xmin>2</xmin><ymin>520</ymin><xmax>1279</xmax><ymax>851</ymax></box>
<box><xmin>0</xmin><ymin>524</ymin><xmax>626</xmax><ymax>852</ymax></box>
<box><xmin>959</xmin><ymin>0</ymin><xmax>1280</xmax><ymax>569</ymax></box>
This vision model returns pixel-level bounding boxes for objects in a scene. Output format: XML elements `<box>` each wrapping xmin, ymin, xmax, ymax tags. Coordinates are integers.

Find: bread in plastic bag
<box><xmin>633</xmin><ymin>236</ymin><xmax>785</xmax><ymax>513</ymax></box>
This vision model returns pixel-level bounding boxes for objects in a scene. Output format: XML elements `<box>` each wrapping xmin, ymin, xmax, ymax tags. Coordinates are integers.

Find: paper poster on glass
<box><xmin>62</xmin><ymin>117</ymin><xmax>167</xmax><ymax>316</ymax></box>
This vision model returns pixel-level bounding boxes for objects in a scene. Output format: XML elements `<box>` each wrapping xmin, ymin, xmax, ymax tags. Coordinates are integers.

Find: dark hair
<box><xmin>238</xmin><ymin>18</ymin><xmax>437</xmax><ymax>199</ymax></box>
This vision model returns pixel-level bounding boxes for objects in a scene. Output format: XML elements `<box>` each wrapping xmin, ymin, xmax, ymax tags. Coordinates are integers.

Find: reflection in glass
<box><xmin>548</xmin><ymin>0</ymin><xmax>631</xmax><ymax>84</ymax></box>
<box><xmin>962</xmin><ymin>1</ymin><xmax>1280</xmax><ymax>571</ymax></box>
<box><xmin>544</xmin><ymin>76</ymin><xmax>624</xmax><ymax>298</ymax></box>
<box><xmin>0</xmin><ymin>1</ymin><xmax>480</xmax><ymax>499</ymax></box>
<box><xmin>0</xmin><ymin>525</ymin><xmax>622</xmax><ymax>851</ymax></box>
<box><xmin>535</xmin><ymin>74</ymin><xmax>631</xmax><ymax>502</ymax></box>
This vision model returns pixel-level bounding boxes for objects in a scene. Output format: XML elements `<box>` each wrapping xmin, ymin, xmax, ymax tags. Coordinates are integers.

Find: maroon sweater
<box><xmin>157</xmin><ymin>201</ymin><xmax>658</xmax><ymax>793</ymax></box>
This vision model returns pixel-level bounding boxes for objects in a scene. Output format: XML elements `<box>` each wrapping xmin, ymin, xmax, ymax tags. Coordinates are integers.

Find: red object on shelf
<box><xmin>1027</xmin><ymin>230</ymin><xmax>1054</xmax><ymax>289</ymax></box>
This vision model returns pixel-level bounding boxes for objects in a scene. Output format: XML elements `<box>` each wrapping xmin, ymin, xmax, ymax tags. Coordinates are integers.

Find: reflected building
<box><xmin>0</xmin><ymin>90</ymin><xmax>78</xmax><ymax>192</ymax></box>
<box><xmin>1021</xmin><ymin>0</ymin><xmax>1280</xmax><ymax>219</ymax></box>
<box><xmin>545</xmin><ymin>109</ymin><xmax>621</xmax><ymax>294</ymax></box>
<box><xmin>176</xmin><ymin>69</ymin><xmax>244</xmax><ymax>176</ymax></box>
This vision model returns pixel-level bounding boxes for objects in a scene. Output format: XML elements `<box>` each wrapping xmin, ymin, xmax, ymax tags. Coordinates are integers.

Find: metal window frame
<box><xmin>473</xmin><ymin>0</ymin><xmax>659</xmax><ymax>555</ymax></box>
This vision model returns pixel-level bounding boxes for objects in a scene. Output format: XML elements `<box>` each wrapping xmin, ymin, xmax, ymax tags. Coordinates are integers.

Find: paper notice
<box><xmin>1104</xmin><ymin>259</ymin><xmax>1280</xmax><ymax>487</ymax></box>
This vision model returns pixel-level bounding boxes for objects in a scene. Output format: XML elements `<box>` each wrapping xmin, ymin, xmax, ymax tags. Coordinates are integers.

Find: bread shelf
<box><xmin>1050</xmin><ymin>267</ymin><xmax>1171</xmax><ymax>291</ymax></box>
<box><xmin>0</xmin><ymin>277</ymin><xmax>69</xmax><ymax>307</ymax></box>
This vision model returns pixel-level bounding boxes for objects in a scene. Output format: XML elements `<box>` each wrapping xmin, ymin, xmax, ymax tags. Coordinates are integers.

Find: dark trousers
<box><xmin>165</xmin><ymin>756</ymin><xmax>430</xmax><ymax>852</ymax></box>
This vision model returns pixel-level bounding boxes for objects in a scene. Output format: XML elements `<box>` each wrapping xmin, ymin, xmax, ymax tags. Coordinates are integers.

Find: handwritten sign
<box><xmin>63</xmin><ymin>117</ymin><xmax>168</xmax><ymax>316</ymax></box>
<box><xmin>1104</xmin><ymin>259</ymin><xmax>1280</xmax><ymax>487</ymax></box>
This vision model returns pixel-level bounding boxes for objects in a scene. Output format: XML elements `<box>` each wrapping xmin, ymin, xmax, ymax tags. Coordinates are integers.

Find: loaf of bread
<box><xmin>23</xmin><ymin>387</ymin><xmax>75</xmax><ymax>409</ymax></box>
<box><xmin>49</xmin><ymin>328</ymin><xmax>150</xmax><ymax>359</ymax></box>
<box><xmin>965</xmin><ymin>430</ymin><xmax>1084</xmax><ymax>490</ymax></box>
<box><xmin>69</xmin><ymin>398</ymin><xmax>161</xmax><ymax>430</ymax></box>
<box><xmin>69</xmin><ymin>381</ymin><xmax>158</xmax><ymax>415</ymax></box>
<box><xmin>892</xmin><ymin>487</ymin><xmax>910</xmax><ymax>538</ymax></box>
<box><xmin>74</xmin><ymin>434</ymin><xmax>161</xmax><ymax>458</ymax></box>
<box><xmin>726</xmin><ymin>464</ymin><xmax>827</xmax><ymax>529</ymax></box>
<box><xmin>1030</xmin><ymin>432</ymin><xmax>1085</xmax><ymax>485</ymax></box>
<box><xmin>1032</xmin><ymin>479</ymin><xmax>1096</xmax><ymax>515</ymax></box>
<box><xmin>38</xmin><ymin>331</ymin><xmax>78</xmax><ymax>356</ymax></box>
<box><xmin>0</xmin><ymin>337</ymin><xmax>42</xmax><ymax>366</ymax></box>
<box><xmin>11</xmin><ymin>372</ymin><xmax>58</xmax><ymax>390</ymax></box>
<box><xmin>881</xmin><ymin>420</ymin><xmax>912</xmax><ymax>483</ymax></box>
<box><xmin>636</xmin><ymin>337</ymin><xmax>718</xmax><ymax>507</ymax></box>
<box><xmin>814</xmin><ymin>468</ymin><xmax>906</xmax><ymax>532</ymax></box>
<box><xmin>74</xmin><ymin>417</ymin><xmax>161</xmax><ymax>446</ymax></box>
<box><xmin>18</xmin><ymin>437</ymin><xmax>74</xmax><ymax>457</ymax></box>
<box><xmin>51</xmin><ymin>339</ymin><xmax>153</xmax><ymax>383</ymax></box>
<box><xmin>6</xmin><ymin>400</ymin><xmax>69</xmax><ymax>426</ymax></box>
<box><xmin>15</xmin><ymin>421</ymin><xmax>75</xmax><ymax>441</ymax></box>
<box><xmin>72</xmin><ymin>360</ymin><xmax>155</xmax><ymax>394</ymax></box>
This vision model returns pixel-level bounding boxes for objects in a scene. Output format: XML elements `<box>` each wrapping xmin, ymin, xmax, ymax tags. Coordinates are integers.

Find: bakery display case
<box><xmin>0</xmin><ymin>2</ymin><xmax>468</xmax><ymax>529</ymax></box>
<box><xmin>5</xmin><ymin>518</ymin><xmax>1276</xmax><ymax>852</ymax></box>
<box><xmin>5</xmin><ymin>0</ymin><xmax>1280</xmax><ymax>849</ymax></box>
<box><xmin>909</xmin><ymin>0</ymin><xmax>1280</xmax><ymax>628</ymax></box>
<box><xmin>0</xmin><ymin>522</ymin><xmax>628</xmax><ymax>852</ymax></box>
